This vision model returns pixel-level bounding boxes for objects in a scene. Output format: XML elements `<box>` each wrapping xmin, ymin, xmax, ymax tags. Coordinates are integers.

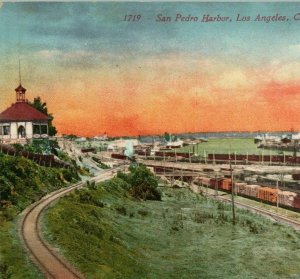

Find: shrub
<box><xmin>128</xmin><ymin>165</ymin><xmax>161</xmax><ymax>201</ymax></box>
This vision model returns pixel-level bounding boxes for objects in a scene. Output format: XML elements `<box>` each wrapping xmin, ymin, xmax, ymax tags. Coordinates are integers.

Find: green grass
<box><xmin>0</xmin><ymin>153</ymin><xmax>80</xmax><ymax>279</ymax></box>
<box><xmin>179</xmin><ymin>138</ymin><xmax>293</xmax><ymax>155</ymax></box>
<box><xmin>44</xmin><ymin>179</ymin><xmax>300</xmax><ymax>279</ymax></box>
<box><xmin>0</xmin><ymin>219</ymin><xmax>43</xmax><ymax>279</ymax></box>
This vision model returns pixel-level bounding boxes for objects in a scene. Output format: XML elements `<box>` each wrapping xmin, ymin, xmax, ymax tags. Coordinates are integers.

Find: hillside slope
<box><xmin>0</xmin><ymin>153</ymin><xmax>79</xmax><ymax>279</ymax></box>
<box><xmin>44</xmin><ymin>170</ymin><xmax>300</xmax><ymax>279</ymax></box>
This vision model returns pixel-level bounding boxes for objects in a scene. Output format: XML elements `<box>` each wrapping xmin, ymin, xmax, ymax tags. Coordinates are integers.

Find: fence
<box><xmin>0</xmin><ymin>143</ymin><xmax>71</xmax><ymax>169</ymax></box>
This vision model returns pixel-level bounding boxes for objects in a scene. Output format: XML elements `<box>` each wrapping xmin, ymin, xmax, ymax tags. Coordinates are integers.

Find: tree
<box><xmin>128</xmin><ymin>164</ymin><xmax>161</xmax><ymax>201</ymax></box>
<box><xmin>164</xmin><ymin>132</ymin><xmax>171</xmax><ymax>142</ymax></box>
<box><xmin>29</xmin><ymin>97</ymin><xmax>57</xmax><ymax>136</ymax></box>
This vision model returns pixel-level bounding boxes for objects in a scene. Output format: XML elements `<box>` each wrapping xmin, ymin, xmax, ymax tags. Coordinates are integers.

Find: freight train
<box><xmin>195</xmin><ymin>176</ymin><xmax>300</xmax><ymax>212</ymax></box>
<box><xmin>207</xmin><ymin>153</ymin><xmax>300</xmax><ymax>164</ymax></box>
<box><xmin>135</xmin><ymin>151</ymin><xmax>300</xmax><ymax>165</ymax></box>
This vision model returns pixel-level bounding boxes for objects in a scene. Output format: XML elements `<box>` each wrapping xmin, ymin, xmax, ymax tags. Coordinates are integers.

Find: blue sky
<box><xmin>0</xmin><ymin>2</ymin><xmax>300</xmax><ymax>135</ymax></box>
<box><xmin>1</xmin><ymin>2</ymin><xmax>299</xmax><ymax>60</ymax></box>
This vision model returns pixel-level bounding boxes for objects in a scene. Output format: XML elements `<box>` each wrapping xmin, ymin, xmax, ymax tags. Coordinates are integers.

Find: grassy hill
<box><xmin>44</xmin><ymin>167</ymin><xmax>300</xmax><ymax>279</ymax></box>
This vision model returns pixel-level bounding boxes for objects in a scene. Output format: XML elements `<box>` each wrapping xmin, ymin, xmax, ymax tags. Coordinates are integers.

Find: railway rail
<box><xmin>217</xmin><ymin>195</ymin><xmax>300</xmax><ymax>231</ymax></box>
<box><xmin>191</xmin><ymin>184</ymin><xmax>300</xmax><ymax>231</ymax></box>
<box><xmin>19</xmin><ymin>167</ymin><xmax>124</xmax><ymax>279</ymax></box>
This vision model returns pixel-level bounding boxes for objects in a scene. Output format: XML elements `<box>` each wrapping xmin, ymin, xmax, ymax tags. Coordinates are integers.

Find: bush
<box><xmin>129</xmin><ymin>165</ymin><xmax>161</xmax><ymax>201</ymax></box>
<box><xmin>116</xmin><ymin>166</ymin><xmax>161</xmax><ymax>200</ymax></box>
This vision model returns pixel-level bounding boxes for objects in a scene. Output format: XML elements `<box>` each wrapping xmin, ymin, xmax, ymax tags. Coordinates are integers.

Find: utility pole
<box><xmin>230</xmin><ymin>158</ymin><xmax>236</xmax><ymax>225</ymax></box>
<box><xmin>163</xmin><ymin>151</ymin><xmax>166</xmax><ymax>177</ymax></box>
<box><xmin>293</xmin><ymin>140</ymin><xmax>298</xmax><ymax>165</ymax></box>
<box><xmin>276</xmin><ymin>180</ymin><xmax>279</xmax><ymax>211</ymax></box>
<box><xmin>214</xmin><ymin>174</ymin><xmax>218</xmax><ymax>197</ymax></box>
<box><xmin>172</xmin><ymin>162</ymin><xmax>175</xmax><ymax>187</ymax></box>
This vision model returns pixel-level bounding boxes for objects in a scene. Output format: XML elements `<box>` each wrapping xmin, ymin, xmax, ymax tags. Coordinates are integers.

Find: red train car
<box><xmin>111</xmin><ymin>153</ymin><xmax>127</xmax><ymax>160</ymax></box>
<box><xmin>293</xmin><ymin>194</ymin><xmax>300</xmax><ymax>210</ymax></box>
<box><xmin>208</xmin><ymin>153</ymin><xmax>300</xmax><ymax>165</ymax></box>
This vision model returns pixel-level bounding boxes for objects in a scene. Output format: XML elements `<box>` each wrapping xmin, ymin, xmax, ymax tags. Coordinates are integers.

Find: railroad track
<box><xmin>217</xmin><ymin>195</ymin><xmax>300</xmax><ymax>231</ymax></box>
<box><xmin>19</xmin><ymin>167</ymin><xmax>123</xmax><ymax>279</ymax></box>
<box><xmin>187</xmin><ymin>183</ymin><xmax>300</xmax><ymax>230</ymax></box>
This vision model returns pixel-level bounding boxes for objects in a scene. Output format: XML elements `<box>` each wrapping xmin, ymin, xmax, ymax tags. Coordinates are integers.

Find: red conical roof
<box><xmin>15</xmin><ymin>84</ymin><xmax>26</xmax><ymax>92</ymax></box>
<box><xmin>0</xmin><ymin>102</ymin><xmax>48</xmax><ymax>121</ymax></box>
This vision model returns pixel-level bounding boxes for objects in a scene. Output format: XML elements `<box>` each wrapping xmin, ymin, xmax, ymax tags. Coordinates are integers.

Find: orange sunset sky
<box><xmin>0</xmin><ymin>3</ymin><xmax>299</xmax><ymax>136</ymax></box>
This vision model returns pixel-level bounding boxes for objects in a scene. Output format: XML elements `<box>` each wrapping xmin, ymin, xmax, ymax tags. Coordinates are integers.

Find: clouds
<box><xmin>17</xmin><ymin>46</ymin><xmax>300</xmax><ymax>135</ymax></box>
<box><xmin>217</xmin><ymin>69</ymin><xmax>253</xmax><ymax>91</ymax></box>
<box><xmin>270</xmin><ymin>61</ymin><xmax>300</xmax><ymax>84</ymax></box>
<box><xmin>1</xmin><ymin>2</ymin><xmax>300</xmax><ymax>135</ymax></box>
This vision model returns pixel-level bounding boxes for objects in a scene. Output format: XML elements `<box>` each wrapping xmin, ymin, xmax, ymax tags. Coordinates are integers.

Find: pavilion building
<box><xmin>0</xmin><ymin>83</ymin><xmax>49</xmax><ymax>144</ymax></box>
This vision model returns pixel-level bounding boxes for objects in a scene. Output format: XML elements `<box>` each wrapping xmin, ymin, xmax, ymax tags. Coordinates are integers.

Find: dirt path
<box><xmin>19</xmin><ymin>169</ymin><xmax>118</xmax><ymax>279</ymax></box>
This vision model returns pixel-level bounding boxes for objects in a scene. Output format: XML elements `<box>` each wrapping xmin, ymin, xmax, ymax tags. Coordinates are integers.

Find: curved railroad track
<box><xmin>19</xmin><ymin>168</ymin><xmax>121</xmax><ymax>279</ymax></box>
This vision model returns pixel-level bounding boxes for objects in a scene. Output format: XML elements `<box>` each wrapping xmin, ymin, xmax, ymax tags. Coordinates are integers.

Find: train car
<box><xmin>111</xmin><ymin>153</ymin><xmax>127</xmax><ymax>160</ymax></box>
<box><xmin>208</xmin><ymin>154</ymin><xmax>230</xmax><ymax>161</ymax></box>
<box><xmin>208</xmin><ymin>178</ymin><xmax>232</xmax><ymax>191</ymax></box>
<box><xmin>220</xmin><ymin>178</ymin><xmax>232</xmax><ymax>191</ymax></box>
<box><xmin>293</xmin><ymin>194</ymin><xmax>300</xmax><ymax>210</ymax></box>
<box><xmin>81</xmin><ymin>148</ymin><xmax>96</xmax><ymax>153</ymax></box>
<box><xmin>237</xmin><ymin>183</ymin><xmax>248</xmax><ymax>195</ymax></box>
<box><xmin>207</xmin><ymin>153</ymin><xmax>300</xmax><ymax>165</ymax></box>
<box><xmin>244</xmin><ymin>184</ymin><xmax>261</xmax><ymax>198</ymax></box>
<box><xmin>235</xmin><ymin>154</ymin><xmax>246</xmax><ymax>161</ymax></box>
<box><xmin>194</xmin><ymin>173</ymin><xmax>300</xmax><ymax>211</ymax></box>
<box><xmin>278</xmin><ymin>191</ymin><xmax>297</xmax><ymax>208</ymax></box>
<box><xmin>292</xmin><ymin>171</ymin><xmax>300</xmax><ymax>180</ymax></box>
<box><xmin>257</xmin><ymin>187</ymin><xmax>277</xmax><ymax>203</ymax></box>
<box><xmin>234</xmin><ymin>182</ymin><xmax>247</xmax><ymax>195</ymax></box>
<box><xmin>209</xmin><ymin>178</ymin><xmax>219</xmax><ymax>188</ymax></box>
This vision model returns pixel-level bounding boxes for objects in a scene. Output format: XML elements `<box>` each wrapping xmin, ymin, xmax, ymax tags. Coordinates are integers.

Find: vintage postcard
<box><xmin>1</xmin><ymin>2</ymin><xmax>300</xmax><ymax>279</ymax></box>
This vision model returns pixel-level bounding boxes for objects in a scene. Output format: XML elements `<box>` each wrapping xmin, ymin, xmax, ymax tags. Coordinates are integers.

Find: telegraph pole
<box><xmin>230</xmin><ymin>158</ymin><xmax>236</xmax><ymax>225</ymax></box>
<box><xmin>276</xmin><ymin>180</ymin><xmax>279</xmax><ymax>211</ymax></box>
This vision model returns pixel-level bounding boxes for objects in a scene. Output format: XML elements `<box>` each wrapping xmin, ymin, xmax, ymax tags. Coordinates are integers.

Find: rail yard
<box><xmin>61</xmin><ymin>136</ymin><xmax>300</xmax><ymax>228</ymax></box>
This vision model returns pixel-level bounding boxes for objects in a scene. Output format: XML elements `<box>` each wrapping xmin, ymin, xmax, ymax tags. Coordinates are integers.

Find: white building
<box><xmin>93</xmin><ymin>134</ymin><xmax>108</xmax><ymax>141</ymax></box>
<box><xmin>0</xmin><ymin>83</ymin><xmax>49</xmax><ymax>144</ymax></box>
